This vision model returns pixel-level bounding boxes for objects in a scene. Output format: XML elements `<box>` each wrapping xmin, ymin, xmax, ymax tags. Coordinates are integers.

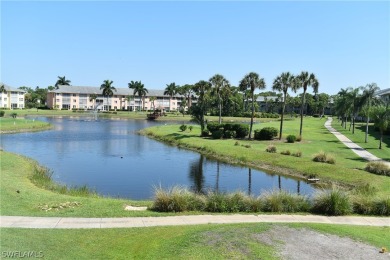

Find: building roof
<box><xmin>50</xmin><ymin>85</ymin><xmax>184</xmax><ymax>97</ymax></box>
<box><xmin>375</xmin><ymin>88</ymin><xmax>390</xmax><ymax>97</ymax></box>
<box><xmin>0</xmin><ymin>82</ymin><xmax>26</xmax><ymax>93</ymax></box>
<box><xmin>255</xmin><ymin>96</ymin><xmax>281</xmax><ymax>102</ymax></box>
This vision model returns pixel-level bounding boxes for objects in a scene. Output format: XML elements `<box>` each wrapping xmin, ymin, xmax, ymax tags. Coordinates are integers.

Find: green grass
<box><xmin>1</xmin><ymin>223</ymin><xmax>388</xmax><ymax>259</ymax></box>
<box><xmin>0</xmin><ymin>118</ymin><xmax>52</xmax><ymax>133</ymax></box>
<box><xmin>332</xmin><ymin>120</ymin><xmax>390</xmax><ymax>161</ymax></box>
<box><xmin>140</xmin><ymin>117</ymin><xmax>390</xmax><ymax>197</ymax></box>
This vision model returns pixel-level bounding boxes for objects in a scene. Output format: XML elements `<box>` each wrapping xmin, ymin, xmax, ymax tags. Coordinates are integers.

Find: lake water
<box><xmin>0</xmin><ymin>116</ymin><xmax>318</xmax><ymax>200</ymax></box>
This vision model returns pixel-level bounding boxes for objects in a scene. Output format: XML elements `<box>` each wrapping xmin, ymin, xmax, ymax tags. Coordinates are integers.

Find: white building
<box><xmin>0</xmin><ymin>83</ymin><xmax>26</xmax><ymax>109</ymax></box>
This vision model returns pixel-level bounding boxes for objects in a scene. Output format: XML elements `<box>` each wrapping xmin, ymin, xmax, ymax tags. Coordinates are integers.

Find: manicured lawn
<box><xmin>140</xmin><ymin>117</ymin><xmax>390</xmax><ymax>197</ymax></box>
<box><xmin>1</xmin><ymin>223</ymin><xmax>387</xmax><ymax>259</ymax></box>
<box><xmin>332</xmin><ymin>120</ymin><xmax>390</xmax><ymax>161</ymax></box>
<box><xmin>0</xmin><ymin>118</ymin><xmax>52</xmax><ymax>133</ymax></box>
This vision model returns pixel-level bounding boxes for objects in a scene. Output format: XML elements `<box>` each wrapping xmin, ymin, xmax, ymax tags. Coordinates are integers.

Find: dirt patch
<box><xmin>253</xmin><ymin>226</ymin><xmax>389</xmax><ymax>260</ymax></box>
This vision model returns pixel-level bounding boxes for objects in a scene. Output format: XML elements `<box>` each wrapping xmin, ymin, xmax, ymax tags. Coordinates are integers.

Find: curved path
<box><xmin>324</xmin><ymin>117</ymin><xmax>390</xmax><ymax>166</ymax></box>
<box><xmin>0</xmin><ymin>215</ymin><xmax>389</xmax><ymax>229</ymax></box>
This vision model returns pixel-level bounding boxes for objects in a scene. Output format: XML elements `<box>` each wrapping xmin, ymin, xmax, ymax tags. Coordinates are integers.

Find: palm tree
<box><xmin>362</xmin><ymin>83</ymin><xmax>380</xmax><ymax>143</ymax></box>
<box><xmin>149</xmin><ymin>96</ymin><xmax>156</xmax><ymax>112</ymax></box>
<box><xmin>346</xmin><ymin>87</ymin><xmax>363</xmax><ymax>134</ymax></box>
<box><xmin>334</xmin><ymin>88</ymin><xmax>350</xmax><ymax>128</ymax></box>
<box><xmin>272</xmin><ymin>72</ymin><xmax>296</xmax><ymax>140</ymax></box>
<box><xmin>192</xmin><ymin>80</ymin><xmax>212</xmax><ymax>134</ymax></box>
<box><xmin>239</xmin><ymin>72</ymin><xmax>266</xmax><ymax>139</ymax></box>
<box><xmin>209</xmin><ymin>74</ymin><xmax>230</xmax><ymax>124</ymax></box>
<box><xmin>164</xmin><ymin>82</ymin><xmax>179</xmax><ymax>112</ymax></box>
<box><xmin>179</xmin><ymin>84</ymin><xmax>194</xmax><ymax>108</ymax></box>
<box><xmin>370</xmin><ymin>105</ymin><xmax>390</xmax><ymax>149</ymax></box>
<box><xmin>89</xmin><ymin>93</ymin><xmax>97</xmax><ymax>109</ymax></box>
<box><xmin>0</xmin><ymin>84</ymin><xmax>5</xmax><ymax>93</ymax></box>
<box><xmin>55</xmin><ymin>76</ymin><xmax>71</xmax><ymax>89</ymax></box>
<box><xmin>129</xmin><ymin>81</ymin><xmax>148</xmax><ymax>111</ymax></box>
<box><xmin>295</xmin><ymin>72</ymin><xmax>319</xmax><ymax>138</ymax></box>
<box><xmin>100</xmin><ymin>80</ymin><xmax>116</xmax><ymax>111</ymax></box>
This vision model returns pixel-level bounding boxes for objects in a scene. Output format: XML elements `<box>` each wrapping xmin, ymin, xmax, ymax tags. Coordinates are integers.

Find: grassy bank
<box><xmin>0</xmin><ymin>118</ymin><xmax>52</xmax><ymax>133</ymax></box>
<box><xmin>140</xmin><ymin>117</ymin><xmax>390</xmax><ymax>197</ymax></box>
<box><xmin>1</xmin><ymin>223</ymin><xmax>388</xmax><ymax>259</ymax></box>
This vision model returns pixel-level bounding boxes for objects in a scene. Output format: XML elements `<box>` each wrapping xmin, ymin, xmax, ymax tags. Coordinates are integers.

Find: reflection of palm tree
<box><xmin>248</xmin><ymin>168</ymin><xmax>252</xmax><ymax>195</ymax></box>
<box><xmin>278</xmin><ymin>175</ymin><xmax>281</xmax><ymax>190</ymax></box>
<box><xmin>215</xmin><ymin>161</ymin><xmax>220</xmax><ymax>192</ymax></box>
<box><xmin>188</xmin><ymin>155</ymin><xmax>205</xmax><ymax>193</ymax></box>
<box><xmin>297</xmin><ymin>180</ymin><xmax>301</xmax><ymax>195</ymax></box>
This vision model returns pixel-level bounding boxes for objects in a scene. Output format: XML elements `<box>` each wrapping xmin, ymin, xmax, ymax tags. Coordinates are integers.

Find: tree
<box><xmin>100</xmin><ymin>80</ymin><xmax>116</xmax><ymax>111</ymax></box>
<box><xmin>370</xmin><ymin>105</ymin><xmax>390</xmax><ymax>149</ymax></box>
<box><xmin>164</xmin><ymin>82</ymin><xmax>179</xmax><ymax>112</ymax></box>
<box><xmin>149</xmin><ymin>96</ymin><xmax>156</xmax><ymax>112</ymax></box>
<box><xmin>362</xmin><ymin>83</ymin><xmax>380</xmax><ymax>143</ymax></box>
<box><xmin>295</xmin><ymin>72</ymin><xmax>319</xmax><ymax>138</ymax></box>
<box><xmin>178</xmin><ymin>84</ymin><xmax>195</xmax><ymax>108</ymax></box>
<box><xmin>272</xmin><ymin>72</ymin><xmax>295</xmax><ymax>140</ymax></box>
<box><xmin>239</xmin><ymin>72</ymin><xmax>266</xmax><ymax>139</ymax></box>
<box><xmin>129</xmin><ymin>81</ymin><xmax>148</xmax><ymax>111</ymax></box>
<box><xmin>0</xmin><ymin>84</ymin><xmax>5</xmax><ymax>93</ymax></box>
<box><xmin>209</xmin><ymin>74</ymin><xmax>230</xmax><ymax>124</ymax></box>
<box><xmin>55</xmin><ymin>76</ymin><xmax>71</xmax><ymax>89</ymax></box>
<box><xmin>190</xmin><ymin>80</ymin><xmax>211</xmax><ymax>134</ymax></box>
<box><xmin>334</xmin><ymin>88</ymin><xmax>350</xmax><ymax>129</ymax></box>
<box><xmin>89</xmin><ymin>93</ymin><xmax>97</xmax><ymax>109</ymax></box>
<box><xmin>179</xmin><ymin>98</ymin><xmax>187</xmax><ymax>117</ymax></box>
<box><xmin>346</xmin><ymin>87</ymin><xmax>363</xmax><ymax>134</ymax></box>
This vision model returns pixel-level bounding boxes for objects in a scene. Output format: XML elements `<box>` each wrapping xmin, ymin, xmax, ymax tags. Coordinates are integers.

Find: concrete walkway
<box><xmin>324</xmin><ymin>117</ymin><xmax>390</xmax><ymax>166</ymax></box>
<box><xmin>0</xmin><ymin>215</ymin><xmax>389</xmax><ymax>229</ymax></box>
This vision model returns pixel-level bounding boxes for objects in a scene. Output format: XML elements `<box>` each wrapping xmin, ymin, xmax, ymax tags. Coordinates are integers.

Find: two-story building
<box><xmin>0</xmin><ymin>83</ymin><xmax>26</xmax><ymax>109</ymax></box>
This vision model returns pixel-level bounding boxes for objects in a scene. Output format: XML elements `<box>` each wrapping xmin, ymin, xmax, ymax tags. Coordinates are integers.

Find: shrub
<box><xmin>312</xmin><ymin>188</ymin><xmax>352</xmax><ymax>215</ymax></box>
<box><xmin>211</xmin><ymin>129</ymin><xmax>224</xmax><ymax>139</ymax></box>
<box><xmin>224</xmin><ymin>130</ymin><xmax>236</xmax><ymax>139</ymax></box>
<box><xmin>179</xmin><ymin>124</ymin><xmax>187</xmax><ymax>132</ymax></box>
<box><xmin>10</xmin><ymin>112</ymin><xmax>17</xmax><ymax>118</ymax></box>
<box><xmin>281</xmin><ymin>150</ymin><xmax>291</xmax><ymax>155</ymax></box>
<box><xmin>188</xmin><ymin>126</ymin><xmax>193</xmax><ymax>132</ymax></box>
<box><xmin>201</xmin><ymin>129</ymin><xmax>210</xmax><ymax>137</ymax></box>
<box><xmin>206</xmin><ymin>192</ymin><xmax>229</xmax><ymax>212</ymax></box>
<box><xmin>286</xmin><ymin>135</ymin><xmax>296</xmax><ymax>143</ymax></box>
<box><xmin>207</xmin><ymin>122</ymin><xmax>222</xmax><ymax>133</ymax></box>
<box><xmin>312</xmin><ymin>151</ymin><xmax>336</xmax><ymax>164</ymax></box>
<box><xmin>261</xmin><ymin>190</ymin><xmax>310</xmax><ymax>213</ymax></box>
<box><xmin>234</xmin><ymin>141</ymin><xmax>240</xmax><ymax>146</ymax></box>
<box><xmin>152</xmin><ymin>186</ymin><xmax>193</xmax><ymax>212</ymax></box>
<box><xmin>223</xmin><ymin>123</ymin><xmax>234</xmax><ymax>131</ymax></box>
<box><xmin>364</xmin><ymin>161</ymin><xmax>390</xmax><ymax>176</ymax></box>
<box><xmin>0</xmin><ymin>111</ymin><xmax>5</xmax><ymax>117</ymax></box>
<box><xmin>242</xmin><ymin>144</ymin><xmax>251</xmax><ymax>148</ymax></box>
<box><xmin>232</xmin><ymin>124</ymin><xmax>249</xmax><ymax>138</ymax></box>
<box><xmin>254</xmin><ymin>127</ymin><xmax>278</xmax><ymax>140</ymax></box>
<box><xmin>374</xmin><ymin>198</ymin><xmax>390</xmax><ymax>216</ymax></box>
<box><xmin>291</xmin><ymin>151</ymin><xmax>302</xmax><ymax>157</ymax></box>
<box><xmin>266</xmin><ymin>144</ymin><xmax>277</xmax><ymax>153</ymax></box>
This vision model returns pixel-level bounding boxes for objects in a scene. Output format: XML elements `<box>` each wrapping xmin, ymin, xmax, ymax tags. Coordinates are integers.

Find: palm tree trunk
<box><xmin>379</xmin><ymin>130</ymin><xmax>383</xmax><ymax>149</ymax></box>
<box><xmin>299</xmin><ymin>91</ymin><xmax>306</xmax><ymax>137</ymax></box>
<box><xmin>218</xmin><ymin>96</ymin><xmax>222</xmax><ymax>124</ymax></box>
<box><xmin>365</xmin><ymin>115</ymin><xmax>369</xmax><ymax>143</ymax></box>
<box><xmin>352</xmin><ymin>115</ymin><xmax>355</xmax><ymax>134</ymax></box>
<box><xmin>249</xmin><ymin>92</ymin><xmax>255</xmax><ymax>139</ymax></box>
<box><xmin>279</xmin><ymin>95</ymin><xmax>286</xmax><ymax>140</ymax></box>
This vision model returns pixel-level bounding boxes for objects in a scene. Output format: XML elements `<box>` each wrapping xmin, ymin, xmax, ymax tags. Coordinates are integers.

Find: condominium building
<box><xmin>47</xmin><ymin>85</ymin><xmax>186</xmax><ymax>111</ymax></box>
<box><xmin>0</xmin><ymin>83</ymin><xmax>26</xmax><ymax>109</ymax></box>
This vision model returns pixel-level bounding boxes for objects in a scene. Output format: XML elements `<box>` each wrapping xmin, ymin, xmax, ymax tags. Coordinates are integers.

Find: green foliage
<box><xmin>254</xmin><ymin>127</ymin><xmax>278</xmax><ymax>140</ymax></box>
<box><xmin>188</xmin><ymin>126</ymin><xmax>193</xmax><ymax>132</ymax></box>
<box><xmin>364</xmin><ymin>161</ymin><xmax>390</xmax><ymax>176</ymax></box>
<box><xmin>291</xmin><ymin>151</ymin><xmax>302</xmax><ymax>157</ymax></box>
<box><xmin>211</xmin><ymin>129</ymin><xmax>224</xmax><ymax>139</ymax></box>
<box><xmin>207</xmin><ymin>122</ymin><xmax>221</xmax><ymax>133</ymax></box>
<box><xmin>312</xmin><ymin>188</ymin><xmax>352</xmax><ymax>216</ymax></box>
<box><xmin>234</xmin><ymin>141</ymin><xmax>240</xmax><ymax>146</ymax></box>
<box><xmin>10</xmin><ymin>112</ymin><xmax>17</xmax><ymax>118</ymax></box>
<box><xmin>0</xmin><ymin>110</ymin><xmax>5</xmax><ymax>117</ymax></box>
<box><xmin>206</xmin><ymin>123</ymin><xmax>249</xmax><ymax>139</ymax></box>
<box><xmin>223</xmin><ymin>130</ymin><xmax>236</xmax><ymax>139</ymax></box>
<box><xmin>179</xmin><ymin>124</ymin><xmax>187</xmax><ymax>132</ymax></box>
<box><xmin>152</xmin><ymin>186</ymin><xmax>194</xmax><ymax>212</ymax></box>
<box><xmin>232</xmin><ymin>124</ymin><xmax>249</xmax><ymax>138</ymax></box>
<box><xmin>281</xmin><ymin>150</ymin><xmax>291</xmax><ymax>155</ymax></box>
<box><xmin>265</xmin><ymin>144</ymin><xmax>277</xmax><ymax>153</ymax></box>
<box><xmin>201</xmin><ymin>129</ymin><xmax>210</xmax><ymax>137</ymax></box>
<box><xmin>261</xmin><ymin>190</ymin><xmax>310</xmax><ymax>213</ymax></box>
<box><xmin>286</xmin><ymin>135</ymin><xmax>296</xmax><ymax>143</ymax></box>
<box><xmin>312</xmin><ymin>151</ymin><xmax>336</xmax><ymax>164</ymax></box>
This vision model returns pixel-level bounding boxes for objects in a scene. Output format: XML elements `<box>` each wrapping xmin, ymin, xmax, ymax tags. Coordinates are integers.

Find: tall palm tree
<box><xmin>370</xmin><ymin>105</ymin><xmax>390</xmax><ymax>149</ymax></box>
<box><xmin>346</xmin><ymin>87</ymin><xmax>363</xmax><ymax>134</ymax></box>
<box><xmin>0</xmin><ymin>84</ymin><xmax>5</xmax><ymax>93</ymax></box>
<box><xmin>164</xmin><ymin>82</ymin><xmax>179</xmax><ymax>112</ymax></box>
<box><xmin>179</xmin><ymin>84</ymin><xmax>194</xmax><ymax>108</ymax></box>
<box><xmin>129</xmin><ymin>81</ymin><xmax>148</xmax><ymax>111</ymax></box>
<box><xmin>55</xmin><ymin>76</ymin><xmax>71</xmax><ymax>89</ymax></box>
<box><xmin>209</xmin><ymin>74</ymin><xmax>230</xmax><ymax>124</ymax></box>
<box><xmin>334</xmin><ymin>88</ymin><xmax>350</xmax><ymax>129</ymax></box>
<box><xmin>89</xmin><ymin>93</ymin><xmax>97</xmax><ymax>109</ymax></box>
<box><xmin>100</xmin><ymin>80</ymin><xmax>116</xmax><ymax>111</ymax></box>
<box><xmin>362</xmin><ymin>83</ymin><xmax>380</xmax><ymax>143</ymax></box>
<box><xmin>239</xmin><ymin>72</ymin><xmax>266</xmax><ymax>139</ymax></box>
<box><xmin>272</xmin><ymin>72</ymin><xmax>296</xmax><ymax>140</ymax></box>
<box><xmin>295</xmin><ymin>72</ymin><xmax>319</xmax><ymax>138</ymax></box>
<box><xmin>192</xmin><ymin>80</ymin><xmax>212</xmax><ymax>134</ymax></box>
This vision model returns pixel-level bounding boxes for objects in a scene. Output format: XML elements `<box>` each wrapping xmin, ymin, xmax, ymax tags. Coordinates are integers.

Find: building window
<box><xmin>73</xmin><ymin>94</ymin><xmax>77</xmax><ymax>97</ymax></box>
<box><xmin>73</xmin><ymin>99</ymin><xmax>76</xmax><ymax>102</ymax></box>
<box><xmin>56</xmin><ymin>93</ymin><xmax>61</xmax><ymax>96</ymax></box>
<box><xmin>56</xmin><ymin>99</ymin><xmax>60</xmax><ymax>102</ymax></box>
<box><xmin>114</xmin><ymin>101</ymin><xmax>117</xmax><ymax>104</ymax></box>
<box><xmin>73</xmin><ymin>105</ymin><xmax>76</xmax><ymax>108</ymax></box>
<box><xmin>19</xmin><ymin>98</ymin><xmax>23</xmax><ymax>101</ymax></box>
<box><xmin>4</xmin><ymin>98</ymin><xmax>7</xmax><ymax>101</ymax></box>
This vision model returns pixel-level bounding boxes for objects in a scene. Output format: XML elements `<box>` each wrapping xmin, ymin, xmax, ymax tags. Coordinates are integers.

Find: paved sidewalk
<box><xmin>324</xmin><ymin>117</ymin><xmax>390</xmax><ymax>166</ymax></box>
<box><xmin>0</xmin><ymin>215</ymin><xmax>389</xmax><ymax>229</ymax></box>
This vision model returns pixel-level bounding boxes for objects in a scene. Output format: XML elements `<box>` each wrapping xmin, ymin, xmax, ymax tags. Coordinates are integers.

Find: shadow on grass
<box><xmin>166</xmin><ymin>133</ymin><xmax>194</xmax><ymax>140</ymax></box>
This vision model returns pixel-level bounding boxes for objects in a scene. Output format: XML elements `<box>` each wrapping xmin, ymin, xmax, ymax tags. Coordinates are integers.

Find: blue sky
<box><xmin>1</xmin><ymin>1</ymin><xmax>389</xmax><ymax>95</ymax></box>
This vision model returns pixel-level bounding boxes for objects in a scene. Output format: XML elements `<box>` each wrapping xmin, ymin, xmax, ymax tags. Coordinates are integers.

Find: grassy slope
<box><xmin>140</xmin><ymin>117</ymin><xmax>390</xmax><ymax>196</ymax></box>
<box><xmin>1</xmin><ymin>224</ymin><xmax>388</xmax><ymax>259</ymax></box>
<box><xmin>0</xmin><ymin>118</ymin><xmax>52</xmax><ymax>133</ymax></box>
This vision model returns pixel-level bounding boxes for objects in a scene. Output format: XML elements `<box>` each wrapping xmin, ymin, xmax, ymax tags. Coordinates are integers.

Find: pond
<box><xmin>0</xmin><ymin>116</ymin><xmax>319</xmax><ymax>200</ymax></box>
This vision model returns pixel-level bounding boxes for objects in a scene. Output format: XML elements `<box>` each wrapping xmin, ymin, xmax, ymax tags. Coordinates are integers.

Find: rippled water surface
<box><xmin>0</xmin><ymin>116</ymin><xmax>318</xmax><ymax>199</ymax></box>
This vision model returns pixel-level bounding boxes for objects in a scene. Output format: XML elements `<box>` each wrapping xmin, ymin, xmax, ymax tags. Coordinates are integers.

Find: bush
<box><xmin>206</xmin><ymin>192</ymin><xmax>229</xmax><ymax>212</ymax></box>
<box><xmin>281</xmin><ymin>150</ymin><xmax>291</xmax><ymax>155</ymax></box>
<box><xmin>312</xmin><ymin>188</ymin><xmax>352</xmax><ymax>215</ymax></box>
<box><xmin>188</xmin><ymin>126</ymin><xmax>193</xmax><ymax>132</ymax></box>
<box><xmin>254</xmin><ymin>127</ymin><xmax>278</xmax><ymax>140</ymax></box>
<box><xmin>10</xmin><ymin>112</ymin><xmax>17</xmax><ymax>118</ymax></box>
<box><xmin>211</xmin><ymin>129</ymin><xmax>224</xmax><ymax>139</ymax></box>
<box><xmin>201</xmin><ymin>129</ymin><xmax>210</xmax><ymax>137</ymax></box>
<box><xmin>242</xmin><ymin>144</ymin><xmax>251</xmax><ymax>148</ymax></box>
<box><xmin>364</xmin><ymin>161</ymin><xmax>390</xmax><ymax>176</ymax></box>
<box><xmin>207</xmin><ymin>122</ymin><xmax>222</xmax><ymax>133</ymax></box>
<box><xmin>291</xmin><ymin>151</ymin><xmax>302</xmax><ymax>157</ymax></box>
<box><xmin>224</xmin><ymin>130</ymin><xmax>236</xmax><ymax>139</ymax></box>
<box><xmin>234</xmin><ymin>141</ymin><xmax>240</xmax><ymax>146</ymax></box>
<box><xmin>312</xmin><ymin>151</ymin><xmax>336</xmax><ymax>164</ymax></box>
<box><xmin>261</xmin><ymin>190</ymin><xmax>310</xmax><ymax>213</ymax></box>
<box><xmin>266</xmin><ymin>144</ymin><xmax>277</xmax><ymax>153</ymax></box>
<box><xmin>0</xmin><ymin>111</ymin><xmax>4</xmax><ymax>117</ymax></box>
<box><xmin>152</xmin><ymin>186</ymin><xmax>193</xmax><ymax>212</ymax></box>
<box><xmin>179</xmin><ymin>124</ymin><xmax>187</xmax><ymax>132</ymax></box>
<box><xmin>232</xmin><ymin>124</ymin><xmax>249</xmax><ymax>138</ymax></box>
<box><xmin>286</xmin><ymin>135</ymin><xmax>296</xmax><ymax>143</ymax></box>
